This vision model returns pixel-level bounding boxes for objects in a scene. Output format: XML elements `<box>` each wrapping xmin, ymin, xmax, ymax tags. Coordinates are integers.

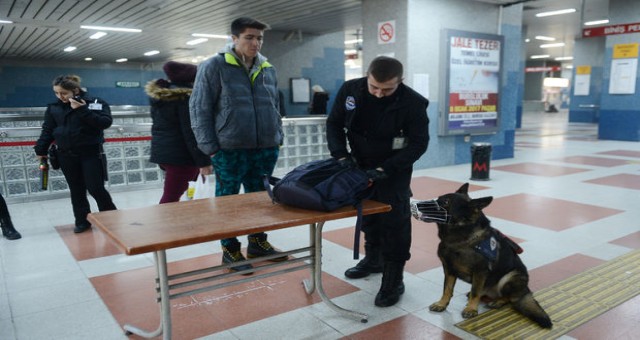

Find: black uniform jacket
<box><xmin>146</xmin><ymin>80</ymin><xmax>211</xmax><ymax>167</ymax></box>
<box><xmin>34</xmin><ymin>92</ymin><xmax>112</xmax><ymax>156</ymax></box>
<box><xmin>326</xmin><ymin>77</ymin><xmax>430</xmax><ymax>196</ymax></box>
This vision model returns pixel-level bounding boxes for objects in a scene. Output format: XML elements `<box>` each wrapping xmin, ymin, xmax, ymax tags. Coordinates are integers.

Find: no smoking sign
<box><xmin>378</xmin><ymin>20</ymin><xmax>396</xmax><ymax>44</ymax></box>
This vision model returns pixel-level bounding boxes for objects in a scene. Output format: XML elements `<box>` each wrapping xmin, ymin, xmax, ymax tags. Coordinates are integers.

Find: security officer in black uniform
<box><xmin>34</xmin><ymin>75</ymin><xmax>116</xmax><ymax>233</ymax></box>
<box><xmin>326</xmin><ymin>56</ymin><xmax>429</xmax><ymax>307</ymax></box>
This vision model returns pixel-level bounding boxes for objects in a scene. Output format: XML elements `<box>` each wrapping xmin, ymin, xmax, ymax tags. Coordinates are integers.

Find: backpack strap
<box><xmin>352</xmin><ymin>201</ymin><xmax>363</xmax><ymax>260</ymax></box>
<box><xmin>263</xmin><ymin>175</ymin><xmax>280</xmax><ymax>203</ymax></box>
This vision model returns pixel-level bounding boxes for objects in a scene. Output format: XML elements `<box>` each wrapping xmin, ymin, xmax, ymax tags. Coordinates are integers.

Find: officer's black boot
<box><xmin>344</xmin><ymin>243</ymin><xmax>383</xmax><ymax>279</ymax></box>
<box><xmin>1</xmin><ymin>217</ymin><xmax>21</xmax><ymax>240</ymax></box>
<box><xmin>374</xmin><ymin>261</ymin><xmax>405</xmax><ymax>307</ymax></box>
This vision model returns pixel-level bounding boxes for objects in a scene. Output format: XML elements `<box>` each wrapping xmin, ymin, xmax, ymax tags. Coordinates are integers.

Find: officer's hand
<box><xmin>366</xmin><ymin>168</ymin><xmax>388</xmax><ymax>181</ymax></box>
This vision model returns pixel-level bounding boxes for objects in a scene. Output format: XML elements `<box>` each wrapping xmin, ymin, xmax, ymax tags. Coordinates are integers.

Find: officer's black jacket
<box><xmin>326</xmin><ymin>77</ymin><xmax>429</xmax><ymax>181</ymax></box>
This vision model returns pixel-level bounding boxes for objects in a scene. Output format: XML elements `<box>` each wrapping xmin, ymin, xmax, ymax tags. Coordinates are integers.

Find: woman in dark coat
<box><xmin>34</xmin><ymin>75</ymin><xmax>116</xmax><ymax>233</ymax></box>
<box><xmin>146</xmin><ymin>61</ymin><xmax>212</xmax><ymax>203</ymax></box>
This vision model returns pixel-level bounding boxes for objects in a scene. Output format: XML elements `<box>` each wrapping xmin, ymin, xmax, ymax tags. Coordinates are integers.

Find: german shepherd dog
<box><xmin>411</xmin><ymin>183</ymin><xmax>552</xmax><ymax>328</ymax></box>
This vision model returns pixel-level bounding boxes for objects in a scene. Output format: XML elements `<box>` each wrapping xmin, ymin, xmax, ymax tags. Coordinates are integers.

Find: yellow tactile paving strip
<box><xmin>456</xmin><ymin>250</ymin><xmax>640</xmax><ymax>339</ymax></box>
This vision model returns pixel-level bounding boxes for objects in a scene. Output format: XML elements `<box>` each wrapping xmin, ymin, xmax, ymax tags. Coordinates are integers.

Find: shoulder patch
<box><xmin>345</xmin><ymin>96</ymin><xmax>356</xmax><ymax>111</ymax></box>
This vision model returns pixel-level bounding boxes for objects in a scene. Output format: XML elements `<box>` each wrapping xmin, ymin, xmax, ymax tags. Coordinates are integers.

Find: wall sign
<box><xmin>608</xmin><ymin>44</ymin><xmax>638</xmax><ymax>95</ymax></box>
<box><xmin>290</xmin><ymin>78</ymin><xmax>310</xmax><ymax>103</ymax></box>
<box><xmin>377</xmin><ymin>20</ymin><xmax>395</xmax><ymax>44</ymax></box>
<box><xmin>525</xmin><ymin>66</ymin><xmax>562</xmax><ymax>73</ymax></box>
<box><xmin>573</xmin><ymin>65</ymin><xmax>591</xmax><ymax>96</ymax></box>
<box><xmin>583</xmin><ymin>22</ymin><xmax>640</xmax><ymax>38</ymax></box>
<box><xmin>115</xmin><ymin>81</ymin><xmax>140</xmax><ymax>88</ymax></box>
<box><xmin>439</xmin><ymin>29</ymin><xmax>503</xmax><ymax>136</ymax></box>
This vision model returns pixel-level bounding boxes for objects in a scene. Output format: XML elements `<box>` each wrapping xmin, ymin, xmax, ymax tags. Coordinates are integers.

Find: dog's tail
<box><xmin>513</xmin><ymin>293</ymin><xmax>553</xmax><ymax>329</ymax></box>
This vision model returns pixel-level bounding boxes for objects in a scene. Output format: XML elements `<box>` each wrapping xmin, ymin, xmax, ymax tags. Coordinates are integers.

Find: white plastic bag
<box><xmin>192</xmin><ymin>175</ymin><xmax>215</xmax><ymax>200</ymax></box>
<box><xmin>180</xmin><ymin>181</ymin><xmax>197</xmax><ymax>201</ymax></box>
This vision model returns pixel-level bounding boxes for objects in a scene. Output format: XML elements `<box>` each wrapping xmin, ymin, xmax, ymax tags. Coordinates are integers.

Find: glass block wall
<box><xmin>0</xmin><ymin>108</ymin><xmax>330</xmax><ymax>200</ymax></box>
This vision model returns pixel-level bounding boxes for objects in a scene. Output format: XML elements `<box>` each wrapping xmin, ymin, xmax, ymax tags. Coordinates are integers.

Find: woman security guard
<box><xmin>34</xmin><ymin>75</ymin><xmax>117</xmax><ymax>233</ymax></box>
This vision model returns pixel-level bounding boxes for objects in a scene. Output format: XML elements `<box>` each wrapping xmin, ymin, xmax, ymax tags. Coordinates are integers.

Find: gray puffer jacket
<box><xmin>189</xmin><ymin>45</ymin><xmax>283</xmax><ymax>156</ymax></box>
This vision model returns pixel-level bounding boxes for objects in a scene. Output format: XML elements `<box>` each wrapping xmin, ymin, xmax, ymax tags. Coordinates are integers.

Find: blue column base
<box><xmin>598</xmin><ymin>110</ymin><xmax>640</xmax><ymax>141</ymax></box>
<box><xmin>569</xmin><ymin>109</ymin><xmax>599</xmax><ymax>123</ymax></box>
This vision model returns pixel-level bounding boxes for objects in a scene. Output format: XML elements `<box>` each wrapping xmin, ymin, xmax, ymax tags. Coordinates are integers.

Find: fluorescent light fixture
<box><xmin>531</xmin><ymin>54</ymin><xmax>550</xmax><ymax>59</ymax></box>
<box><xmin>144</xmin><ymin>50</ymin><xmax>160</xmax><ymax>56</ymax></box>
<box><xmin>344</xmin><ymin>39</ymin><xmax>363</xmax><ymax>45</ymax></box>
<box><xmin>81</xmin><ymin>25</ymin><xmax>141</xmax><ymax>33</ymax></box>
<box><xmin>525</xmin><ymin>38</ymin><xmax>530</xmax><ymax>43</ymax></box>
<box><xmin>535</xmin><ymin>35</ymin><xmax>556</xmax><ymax>41</ymax></box>
<box><xmin>344</xmin><ymin>49</ymin><xmax>357</xmax><ymax>55</ymax></box>
<box><xmin>565</xmin><ymin>65</ymin><xmax>574</xmax><ymax>69</ymax></box>
<box><xmin>89</xmin><ymin>31</ymin><xmax>107</xmax><ymax>39</ymax></box>
<box><xmin>540</xmin><ymin>42</ymin><xmax>565</xmax><ymax>48</ymax></box>
<box><xmin>63</xmin><ymin>46</ymin><xmax>77</xmax><ymax>52</ymax></box>
<box><xmin>543</xmin><ymin>77</ymin><xmax>569</xmax><ymax>87</ymax></box>
<box><xmin>555</xmin><ymin>56</ymin><xmax>573</xmax><ymax>61</ymax></box>
<box><xmin>536</xmin><ymin>8</ymin><xmax>576</xmax><ymax>17</ymax></box>
<box><xmin>84</xmin><ymin>57</ymin><xmax>93</xmax><ymax>61</ymax></box>
<box><xmin>115</xmin><ymin>58</ymin><xmax>128</xmax><ymax>62</ymax></box>
<box><xmin>584</xmin><ymin>19</ymin><xmax>609</xmax><ymax>26</ymax></box>
<box><xmin>0</xmin><ymin>20</ymin><xmax>13</xmax><ymax>24</ymax></box>
<box><xmin>192</xmin><ymin>33</ymin><xmax>228</xmax><ymax>39</ymax></box>
<box><xmin>186</xmin><ymin>38</ymin><xmax>208</xmax><ymax>45</ymax></box>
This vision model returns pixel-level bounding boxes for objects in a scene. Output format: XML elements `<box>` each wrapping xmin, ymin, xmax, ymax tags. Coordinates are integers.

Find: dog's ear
<box><xmin>456</xmin><ymin>183</ymin><xmax>469</xmax><ymax>194</ymax></box>
<box><xmin>471</xmin><ymin>196</ymin><xmax>493</xmax><ymax>210</ymax></box>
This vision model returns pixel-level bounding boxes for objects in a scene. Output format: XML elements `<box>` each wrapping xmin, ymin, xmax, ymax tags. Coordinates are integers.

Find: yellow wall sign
<box><xmin>576</xmin><ymin>65</ymin><xmax>591</xmax><ymax>75</ymax></box>
<box><xmin>612</xmin><ymin>43</ymin><xmax>639</xmax><ymax>59</ymax></box>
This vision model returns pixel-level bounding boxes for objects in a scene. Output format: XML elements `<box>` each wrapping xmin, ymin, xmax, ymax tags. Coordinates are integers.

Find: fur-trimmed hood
<box><xmin>145</xmin><ymin>80</ymin><xmax>192</xmax><ymax>101</ymax></box>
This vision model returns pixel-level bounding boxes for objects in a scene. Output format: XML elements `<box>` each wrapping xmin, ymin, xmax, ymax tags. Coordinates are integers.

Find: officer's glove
<box><xmin>366</xmin><ymin>168</ymin><xmax>388</xmax><ymax>181</ymax></box>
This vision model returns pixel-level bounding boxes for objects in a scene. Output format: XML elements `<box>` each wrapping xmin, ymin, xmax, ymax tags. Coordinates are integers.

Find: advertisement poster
<box><xmin>440</xmin><ymin>30</ymin><xmax>503</xmax><ymax>135</ymax></box>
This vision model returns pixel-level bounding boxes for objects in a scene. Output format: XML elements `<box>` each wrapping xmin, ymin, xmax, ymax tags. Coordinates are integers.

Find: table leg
<box><xmin>122</xmin><ymin>251</ymin><xmax>172</xmax><ymax>338</ymax></box>
<box><xmin>310</xmin><ymin>221</ymin><xmax>369</xmax><ymax>323</ymax></box>
<box><xmin>303</xmin><ymin>223</ymin><xmax>316</xmax><ymax>294</ymax></box>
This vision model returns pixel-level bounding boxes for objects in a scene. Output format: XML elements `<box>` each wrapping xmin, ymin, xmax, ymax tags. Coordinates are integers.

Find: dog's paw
<box><xmin>429</xmin><ymin>303</ymin><xmax>447</xmax><ymax>312</ymax></box>
<box><xmin>461</xmin><ymin>308</ymin><xmax>478</xmax><ymax>318</ymax></box>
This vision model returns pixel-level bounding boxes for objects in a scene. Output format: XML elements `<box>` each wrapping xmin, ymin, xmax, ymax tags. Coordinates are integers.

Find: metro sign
<box><xmin>583</xmin><ymin>22</ymin><xmax>640</xmax><ymax>38</ymax></box>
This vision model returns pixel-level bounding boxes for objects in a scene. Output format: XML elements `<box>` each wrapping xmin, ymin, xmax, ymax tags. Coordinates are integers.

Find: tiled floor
<box><xmin>1</xmin><ymin>110</ymin><xmax>639</xmax><ymax>340</ymax></box>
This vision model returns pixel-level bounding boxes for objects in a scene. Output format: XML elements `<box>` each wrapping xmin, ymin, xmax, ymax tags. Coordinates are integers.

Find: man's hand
<box><xmin>366</xmin><ymin>168</ymin><xmax>388</xmax><ymax>181</ymax></box>
<box><xmin>200</xmin><ymin>165</ymin><xmax>213</xmax><ymax>176</ymax></box>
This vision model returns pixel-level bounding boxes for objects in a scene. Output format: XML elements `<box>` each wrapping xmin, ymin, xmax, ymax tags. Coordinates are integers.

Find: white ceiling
<box><xmin>0</xmin><ymin>0</ymin><xmax>610</xmax><ymax>64</ymax></box>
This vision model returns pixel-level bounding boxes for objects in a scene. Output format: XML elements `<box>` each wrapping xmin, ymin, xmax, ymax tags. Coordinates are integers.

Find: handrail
<box><xmin>578</xmin><ymin>104</ymin><xmax>600</xmax><ymax>109</ymax></box>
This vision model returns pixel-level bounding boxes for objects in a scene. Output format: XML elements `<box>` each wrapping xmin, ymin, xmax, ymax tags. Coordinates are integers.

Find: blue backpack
<box><xmin>264</xmin><ymin>158</ymin><xmax>372</xmax><ymax>259</ymax></box>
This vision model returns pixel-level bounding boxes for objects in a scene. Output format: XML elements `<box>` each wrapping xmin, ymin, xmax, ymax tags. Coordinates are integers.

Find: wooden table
<box><xmin>88</xmin><ymin>191</ymin><xmax>391</xmax><ymax>340</ymax></box>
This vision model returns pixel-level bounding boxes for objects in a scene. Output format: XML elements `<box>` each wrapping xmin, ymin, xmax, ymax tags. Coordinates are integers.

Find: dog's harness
<box><xmin>473</xmin><ymin>229</ymin><xmax>524</xmax><ymax>271</ymax></box>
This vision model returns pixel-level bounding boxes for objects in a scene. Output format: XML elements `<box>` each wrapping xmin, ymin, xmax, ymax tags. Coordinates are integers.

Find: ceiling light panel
<box><xmin>81</xmin><ymin>25</ymin><xmax>142</xmax><ymax>33</ymax></box>
<box><xmin>186</xmin><ymin>38</ymin><xmax>208</xmax><ymax>45</ymax></box>
<box><xmin>89</xmin><ymin>32</ymin><xmax>107</xmax><ymax>39</ymax></box>
<box><xmin>540</xmin><ymin>43</ymin><xmax>565</xmax><ymax>48</ymax></box>
<box><xmin>584</xmin><ymin>19</ymin><xmax>609</xmax><ymax>26</ymax></box>
<box><xmin>531</xmin><ymin>54</ymin><xmax>550</xmax><ymax>59</ymax></box>
<box><xmin>192</xmin><ymin>33</ymin><xmax>229</xmax><ymax>39</ymax></box>
<box><xmin>536</xmin><ymin>8</ymin><xmax>576</xmax><ymax>17</ymax></box>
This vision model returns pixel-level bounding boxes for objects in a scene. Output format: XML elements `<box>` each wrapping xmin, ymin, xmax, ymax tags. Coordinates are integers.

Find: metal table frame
<box><xmin>88</xmin><ymin>192</ymin><xmax>390</xmax><ymax>339</ymax></box>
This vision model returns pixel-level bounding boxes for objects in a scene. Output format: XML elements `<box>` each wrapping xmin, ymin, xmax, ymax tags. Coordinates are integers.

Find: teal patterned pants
<box><xmin>212</xmin><ymin>147</ymin><xmax>279</xmax><ymax>247</ymax></box>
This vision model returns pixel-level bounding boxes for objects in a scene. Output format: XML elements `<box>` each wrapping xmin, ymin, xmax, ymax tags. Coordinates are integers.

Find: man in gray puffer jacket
<box><xmin>190</xmin><ymin>17</ymin><xmax>285</xmax><ymax>274</ymax></box>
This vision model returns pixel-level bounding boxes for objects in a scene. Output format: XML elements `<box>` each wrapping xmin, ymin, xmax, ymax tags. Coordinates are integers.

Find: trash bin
<box><xmin>470</xmin><ymin>142</ymin><xmax>492</xmax><ymax>181</ymax></box>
